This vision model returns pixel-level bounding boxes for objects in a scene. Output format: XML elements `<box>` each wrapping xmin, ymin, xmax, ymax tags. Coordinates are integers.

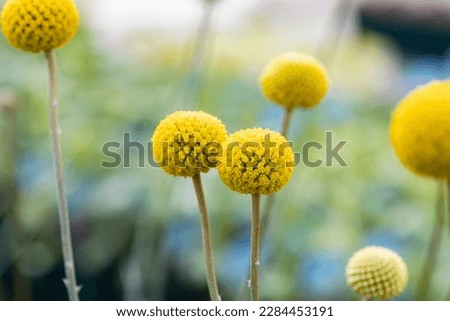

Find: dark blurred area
<box><xmin>359</xmin><ymin>0</ymin><xmax>450</xmax><ymax>57</ymax></box>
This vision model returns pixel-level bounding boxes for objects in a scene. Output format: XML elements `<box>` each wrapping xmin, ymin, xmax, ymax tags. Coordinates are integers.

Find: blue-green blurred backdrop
<box><xmin>0</xmin><ymin>0</ymin><xmax>449</xmax><ymax>300</ymax></box>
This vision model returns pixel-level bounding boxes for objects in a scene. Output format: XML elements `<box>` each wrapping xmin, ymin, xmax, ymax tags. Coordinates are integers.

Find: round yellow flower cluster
<box><xmin>260</xmin><ymin>52</ymin><xmax>329</xmax><ymax>109</ymax></box>
<box><xmin>346</xmin><ymin>246</ymin><xmax>408</xmax><ymax>300</ymax></box>
<box><xmin>152</xmin><ymin>110</ymin><xmax>228</xmax><ymax>177</ymax></box>
<box><xmin>218</xmin><ymin>128</ymin><xmax>294</xmax><ymax>195</ymax></box>
<box><xmin>1</xmin><ymin>0</ymin><xmax>79</xmax><ymax>53</ymax></box>
<box><xmin>390</xmin><ymin>80</ymin><xmax>450</xmax><ymax>179</ymax></box>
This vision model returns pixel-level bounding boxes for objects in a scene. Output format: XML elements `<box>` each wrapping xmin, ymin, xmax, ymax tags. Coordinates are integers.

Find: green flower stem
<box><xmin>415</xmin><ymin>180</ymin><xmax>446</xmax><ymax>300</ymax></box>
<box><xmin>45</xmin><ymin>50</ymin><xmax>80</xmax><ymax>301</ymax></box>
<box><xmin>261</xmin><ymin>107</ymin><xmax>293</xmax><ymax>237</ymax></box>
<box><xmin>192</xmin><ymin>173</ymin><xmax>221</xmax><ymax>301</ymax></box>
<box><xmin>280</xmin><ymin>107</ymin><xmax>293</xmax><ymax>137</ymax></box>
<box><xmin>250</xmin><ymin>194</ymin><xmax>261</xmax><ymax>301</ymax></box>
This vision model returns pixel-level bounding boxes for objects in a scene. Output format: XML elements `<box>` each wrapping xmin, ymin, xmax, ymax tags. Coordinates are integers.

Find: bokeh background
<box><xmin>0</xmin><ymin>0</ymin><xmax>449</xmax><ymax>300</ymax></box>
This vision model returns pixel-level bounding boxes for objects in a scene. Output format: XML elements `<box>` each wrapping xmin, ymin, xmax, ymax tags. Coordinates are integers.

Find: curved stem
<box><xmin>415</xmin><ymin>180</ymin><xmax>445</xmax><ymax>300</ymax></box>
<box><xmin>250</xmin><ymin>194</ymin><xmax>261</xmax><ymax>301</ymax></box>
<box><xmin>192</xmin><ymin>173</ymin><xmax>221</xmax><ymax>301</ymax></box>
<box><xmin>45</xmin><ymin>50</ymin><xmax>80</xmax><ymax>301</ymax></box>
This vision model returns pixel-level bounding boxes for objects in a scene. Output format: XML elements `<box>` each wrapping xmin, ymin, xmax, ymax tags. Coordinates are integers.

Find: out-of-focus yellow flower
<box><xmin>259</xmin><ymin>52</ymin><xmax>329</xmax><ymax>109</ymax></box>
<box><xmin>346</xmin><ymin>246</ymin><xmax>408</xmax><ymax>300</ymax></box>
<box><xmin>1</xmin><ymin>0</ymin><xmax>79</xmax><ymax>53</ymax></box>
<box><xmin>152</xmin><ymin>111</ymin><xmax>228</xmax><ymax>177</ymax></box>
<box><xmin>390</xmin><ymin>80</ymin><xmax>450</xmax><ymax>179</ymax></box>
<box><xmin>218</xmin><ymin>128</ymin><xmax>294</xmax><ymax>195</ymax></box>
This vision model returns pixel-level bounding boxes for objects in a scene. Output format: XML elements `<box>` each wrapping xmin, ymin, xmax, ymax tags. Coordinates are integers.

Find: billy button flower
<box><xmin>1</xmin><ymin>0</ymin><xmax>79</xmax><ymax>53</ymax></box>
<box><xmin>152</xmin><ymin>110</ymin><xmax>227</xmax><ymax>301</ymax></box>
<box><xmin>1</xmin><ymin>0</ymin><xmax>80</xmax><ymax>300</ymax></box>
<box><xmin>217</xmin><ymin>128</ymin><xmax>294</xmax><ymax>300</ymax></box>
<box><xmin>390</xmin><ymin>80</ymin><xmax>450</xmax><ymax>300</ymax></box>
<box><xmin>259</xmin><ymin>52</ymin><xmax>329</xmax><ymax>236</ymax></box>
<box><xmin>346</xmin><ymin>246</ymin><xmax>408</xmax><ymax>300</ymax></box>
<box><xmin>390</xmin><ymin>80</ymin><xmax>450</xmax><ymax>180</ymax></box>
<box><xmin>260</xmin><ymin>52</ymin><xmax>329</xmax><ymax>112</ymax></box>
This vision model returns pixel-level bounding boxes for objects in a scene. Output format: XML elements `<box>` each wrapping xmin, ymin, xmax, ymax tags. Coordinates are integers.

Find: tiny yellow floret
<box><xmin>346</xmin><ymin>246</ymin><xmax>408</xmax><ymax>300</ymax></box>
<box><xmin>217</xmin><ymin>128</ymin><xmax>294</xmax><ymax>195</ymax></box>
<box><xmin>260</xmin><ymin>52</ymin><xmax>329</xmax><ymax>109</ymax></box>
<box><xmin>1</xmin><ymin>0</ymin><xmax>79</xmax><ymax>53</ymax></box>
<box><xmin>390</xmin><ymin>80</ymin><xmax>450</xmax><ymax>179</ymax></box>
<box><xmin>152</xmin><ymin>111</ymin><xmax>228</xmax><ymax>177</ymax></box>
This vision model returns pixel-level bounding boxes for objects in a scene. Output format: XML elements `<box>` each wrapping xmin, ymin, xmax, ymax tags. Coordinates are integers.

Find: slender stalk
<box><xmin>415</xmin><ymin>180</ymin><xmax>445</xmax><ymax>300</ymax></box>
<box><xmin>280</xmin><ymin>108</ymin><xmax>293</xmax><ymax>137</ymax></box>
<box><xmin>184</xmin><ymin>0</ymin><xmax>216</xmax><ymax>105</ymax></box>
<box><xmin>250</xmin><ymin>194</ymin><xmax>261</xmax><ymax>301</ymax></box>
<box><xmin>45</xmin><ymin>50</ymin><xmax>80</xmax><ymax>301</ymax></box>
<box><xmin>192</xmin><ymin>173</ymin><xmax>221</xmax><ymax>301</ymax></box>
<box><xmin>260</xmin><ymin>108</ymin><xmax>293</xmax><ymax>236</ymax></box>
<box><xmin>314</xmin><ymin>0</ymin><xmax>356</xmax><ymax>67</ymax></box>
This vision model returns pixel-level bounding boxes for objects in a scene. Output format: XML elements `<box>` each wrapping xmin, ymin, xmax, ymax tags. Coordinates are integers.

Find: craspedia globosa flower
<box><xmin>259</xmin><ymin>52</ymin><xmax>329</xmax><ymax>109</ymax></box>
<box><xmin>346</xmin><ymin>246</ymin><xmax>408</xmax><ymax>300</ymax></box>
<box><xmin>1</xmin><ymin>0</ymin><xmax>79</xmax><ymax>53</ymax></box>
<box><xmin>217</xmin><ymin>128</ymin><xmax>294</xmax><ymax>195</ymax></box>
<box><xmin>152</xmin><ymin>111</ymin><xmax>228</xmax><ymax>177</ymax></box>
<box><xmin>390</xmin><ymin>80</ymin><xmax>450</xmax><ymax>179</ymax></box>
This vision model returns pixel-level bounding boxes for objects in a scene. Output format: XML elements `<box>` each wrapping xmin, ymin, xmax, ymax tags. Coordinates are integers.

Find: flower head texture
<box><xmin>346</xmin><ymin>246</ymin><xmax>408</xmax><ymax>300</ymax></box>
<box><xmin>152</xmin><ymin>111</ymin><xmax>228</xmax><ymax>177</ymax></box>
<box><xmin>259</xmin><ymin>52</ymin><xmax>329</xmax><ymax>109</ymax></box>
<box><xmin>1</xmin><ymin>0</ymin><xmax>79</xmax><ymax>53</ymax></box>
<box><xmin>390</xmin><ymin>80</ymin><xmax>450</xmax><ymax>179</ymax></box>
<box><xmin>217</xmin><ymin>128</ymin><xmax>294</xmax><ymax>195</ymax></box>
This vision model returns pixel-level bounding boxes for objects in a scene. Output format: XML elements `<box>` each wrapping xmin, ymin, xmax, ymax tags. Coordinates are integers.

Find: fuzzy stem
<box><xmin>192</xmin><ymin>173</ymin><xmax>221</xmax><ymax>301</ymax></box>
<box><xmin>250</xmin><ymin>194</ymin><xmax>261</xmax><ymax>301</ymax></box>
<box><xmin>45</xmin><ymin>50</ymin><xmax>80</xmax><ymax>301</ymax></box>
<box><xmin>260</xmin><ymin>108</ymin><xmax>293</xmax><ymax>237</ymax></box>
<box><xmin>280</xmin><ymin>108</ymin><xmax>293</xmax><ymax>137</ymax></box>
<box><xmin>415</xmin><ymin>180</ymin><xmax>445</xmax><ymax>300</ymax></box>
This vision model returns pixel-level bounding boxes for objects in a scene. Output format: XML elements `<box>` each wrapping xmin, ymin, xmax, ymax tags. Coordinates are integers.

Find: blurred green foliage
<box><xmin>0</xmin><ymin>15</ymin><xmax>449</xmax><ymax>301</ymax></box>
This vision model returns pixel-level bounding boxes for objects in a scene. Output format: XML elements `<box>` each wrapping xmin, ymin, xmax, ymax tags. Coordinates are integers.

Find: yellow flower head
<box><xmin>346</xmin><ymin>246</ymin><xmax>408</xmax><ymax>300</ymax></box>
<box><xmin>217</xmin><ymin>128</ymin><xmax>294</xmax><ymax>195</ymax></box>
<box><xmin>1</xmin><ymin>0</ymin><xmax>79</xmax><ymax>53</ymax></box>
<box><xmin>152</xmin><ymin>111</ymin><xmax>228</xmax><ymax>177</ymax></box>
<box><xmin>259</xmin><ymin>52</ymin><xmax>329</xmax><ymax>109</ymax></box>
<box><xmin>390</xmin><ymin>80</ymin><xmax>450</xmax><ymax>179</ymax></box>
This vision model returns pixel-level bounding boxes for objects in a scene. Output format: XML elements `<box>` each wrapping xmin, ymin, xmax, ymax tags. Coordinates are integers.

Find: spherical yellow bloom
<box><xmin>217</xmin><ymin>128</ymin><xmax>294</xmax><ymax>195</ymax></box>
<box><xmin>346</xmin><ymin>246</ymin><xmax>408</xmax><ymax>300</ymax></box>
<box><xmin>390</xmin><ymin>80</ymin><xmax>450</xmax><ymax>179</ymax></box>
<box><xmin>259</xmin><ymin>52</ymin><xmax>329</xmax><ymax>109</ymax></box>
<box><xmin>1</xmin><ymin>0</ymin><xmax>79</xmax><ymax>53</ymax></box>
<box><xmin>152</xmin><ymin>111</ymin><xmax>228</xmax><ymax>177</ymax></box>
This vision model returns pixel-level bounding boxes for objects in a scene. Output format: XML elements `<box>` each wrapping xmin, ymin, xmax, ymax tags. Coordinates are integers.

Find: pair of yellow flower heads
<box><xmin>152</xmin><ymin>52</ymin><xmax>329</xmax><ymax>194</ymax></box>
<box><xmin>1</xmin><ymin>0</ymin><xmax>449</xmax><ymax>301</ymax></box>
